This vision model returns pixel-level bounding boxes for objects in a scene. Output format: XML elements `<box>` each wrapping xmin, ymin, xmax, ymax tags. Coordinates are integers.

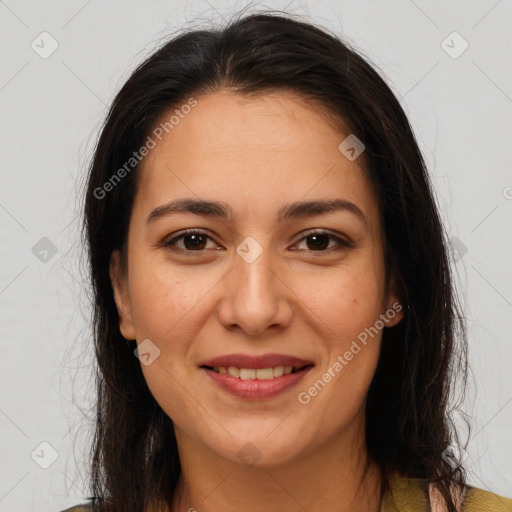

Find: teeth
<box><xmin>240</xmin><ymin>368</ymin><xmax>256</xmax><ymax>380</ymax></box>
<box><xmin>212</xmin><ymin>365</ymin><xmax>302</xmax><ymax>379</ymax></box>
<box><xmin>273</xmin><ymin>366</ymin><xmax>284</xmax><ymax>377</ymax></box>
<box><xmin>256</xmin><ymin>368</ymin><xmax>273</xmax><ymax>380</ymax></box>
<box><xmin>227</xmin><ymin>366</ymin><xmax>240</xmax><ymax>378</ymax></box>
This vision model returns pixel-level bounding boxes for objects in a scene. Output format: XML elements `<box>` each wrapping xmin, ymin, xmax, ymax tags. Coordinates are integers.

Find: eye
<box><xmin>292</xmin><ymin>230</ymin><xmax>353</xmax><ymax>252</ymax></box>
<box><xmin>162</xmin><ymin>229</ymin><xmax>219</xmax><ymax>252</ymax></box>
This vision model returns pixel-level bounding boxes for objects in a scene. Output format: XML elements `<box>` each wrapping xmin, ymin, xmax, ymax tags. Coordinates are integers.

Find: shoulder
<box><xmin>428</xmin><ymin>477</ymin><xmax>512</xmax><ymax>512</ymax></box>
<box><xmin>462</xmin><ymin>485</ymin><xmax>512</xmax><ymax>511</ymax></box>
<box><xmin>58</xmin><ymin>504</ymin><xmax>94</xmax><ymax>512</ymax></box>
<box><xmin>382</xmin><ymin>471</ymin><xmax>512</xmax><ymax>512</ymax></box>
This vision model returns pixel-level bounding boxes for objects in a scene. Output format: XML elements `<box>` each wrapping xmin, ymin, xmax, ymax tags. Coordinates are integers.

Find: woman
<box><xmin>62</xmin><ymin>11</ymin><xmax>512</xmax><ymax>512</ymax></box>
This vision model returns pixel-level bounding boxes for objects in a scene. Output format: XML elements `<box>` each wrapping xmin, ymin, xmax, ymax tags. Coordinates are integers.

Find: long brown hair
<box><xmin>79</xmin><ymin>10</ymin><xmax>469</xmax><ymax>511</ymax></box>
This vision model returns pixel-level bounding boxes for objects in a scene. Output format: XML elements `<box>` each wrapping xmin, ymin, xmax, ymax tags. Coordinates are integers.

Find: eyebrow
<box><xmin>146</xmin><ymin>198</ymin><xmax>368</xmax><ymax>227</ymax></box>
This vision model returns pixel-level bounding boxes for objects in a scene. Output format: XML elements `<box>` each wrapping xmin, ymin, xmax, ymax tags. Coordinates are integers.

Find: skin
<box><xmin>109</xmin><ymin>89</ymin><xmax>404</xmax><ymax>512</ymax></box>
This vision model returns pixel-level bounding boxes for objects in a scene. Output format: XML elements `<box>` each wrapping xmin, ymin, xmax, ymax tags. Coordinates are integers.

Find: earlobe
<box><xmin>383</xmin><ymin>279</ymin><xmax>405</xmax><ymax>328</ymax></box>
<box><xmin>109</xmin><ymin>249</ymin><xmax>136</xmax><ymax>340</ymax></box>
<box><xmin>383</xmin><ymin>297</ymin><xmax>405</xmax><ymax>328</ymax></box>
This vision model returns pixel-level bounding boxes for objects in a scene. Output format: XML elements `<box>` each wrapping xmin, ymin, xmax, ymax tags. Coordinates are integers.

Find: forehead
<box><xmin>134</xmin><ymin>89</ymin><xmax>379</xmax><ymax>227</ymax></box>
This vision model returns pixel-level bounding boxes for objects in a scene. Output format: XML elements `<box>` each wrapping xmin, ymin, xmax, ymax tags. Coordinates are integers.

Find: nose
<box><xmin>216</xmin><ymin>238</ymin><xmax>293</xmax><ymax>337</ymax></box>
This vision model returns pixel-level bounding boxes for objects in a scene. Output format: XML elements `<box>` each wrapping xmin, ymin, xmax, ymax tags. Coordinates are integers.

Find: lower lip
<box><xmin>201</xmin><ymin>366</ymin><xmax>313</xmax><ymax>399</ymax></box>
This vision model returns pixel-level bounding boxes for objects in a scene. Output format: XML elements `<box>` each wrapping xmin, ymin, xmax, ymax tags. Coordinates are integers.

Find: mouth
<box><xmin>200</xmin><ymin>364</ymin><xmax>313</xmax><ymax>380</ymax></box>
<box><xmin>199</xmin><ymin>362</ymin><xmax>314</xmax><ymax>399</ymax></box>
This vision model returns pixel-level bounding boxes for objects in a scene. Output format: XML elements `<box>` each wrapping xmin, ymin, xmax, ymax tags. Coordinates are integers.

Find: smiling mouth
<box><xmin>201</xmin><ymin>364</ymin><xmax>313</xmax><ymax>380</ymax></box>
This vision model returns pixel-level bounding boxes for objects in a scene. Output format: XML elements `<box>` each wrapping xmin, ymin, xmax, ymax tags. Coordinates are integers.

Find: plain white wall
<box><xmin>0</xmin><ymin>1</ymin><xmax>511</xmax><ymax>510</ymax></box>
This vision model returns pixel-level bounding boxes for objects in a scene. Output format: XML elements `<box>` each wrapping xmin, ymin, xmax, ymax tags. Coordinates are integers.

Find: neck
<box><xmin>168</xmin><ymin>421</ymin><xmax>383</xmax><ymax>512</ymax></box>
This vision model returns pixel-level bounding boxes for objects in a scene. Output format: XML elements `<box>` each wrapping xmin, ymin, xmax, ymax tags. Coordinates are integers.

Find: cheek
<box><xmin>128</xmin><ymin>267</ymin><xmax>204</xmax><ymax>425</ymax></box>
<box><xmin>292</xmin><ymin>260</ymin><xmax>384</xmax><ymax>404</ymax></box>
<box><xmin>296</xmin><ymin>263</ymin><xmax>384</xmax><ymax>343</ymax></box>
<box><xmin>128</xmin><ymin>262</ymin><xmax>212</xmax><ymax>340</ymax></box>
<box><xmin>142</xmin><ymin>362</ymin><xmax>204</xmax><ymax>433</ymax></box>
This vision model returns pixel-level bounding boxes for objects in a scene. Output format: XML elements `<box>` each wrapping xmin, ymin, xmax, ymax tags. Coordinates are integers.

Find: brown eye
<box><xmin>293</xmin><ymin>230</ymin><xmax>353</xmax><ymax>252</ymax></box>
<box><xmin>163</xmin><ymin>229</ymin><xmax>217</xmax><ymax>252</ymax></box>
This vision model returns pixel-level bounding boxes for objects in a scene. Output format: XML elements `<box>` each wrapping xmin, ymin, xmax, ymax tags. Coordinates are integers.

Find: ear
<box><xmin>382</xmin><ymin>277</ymin><xmax>405</xmax><ymax>328</ymax></box>
<box><xmin>109</xmin><ymin>249</ymin><xmax>136</xmax><ymax>340</ymax></box>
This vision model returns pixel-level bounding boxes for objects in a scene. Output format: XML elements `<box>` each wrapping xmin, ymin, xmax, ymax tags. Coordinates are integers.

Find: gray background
<box><xmin>0</xmin><ymin>0</ymin><xmax>511</xmax><ymax>510</ymax></box>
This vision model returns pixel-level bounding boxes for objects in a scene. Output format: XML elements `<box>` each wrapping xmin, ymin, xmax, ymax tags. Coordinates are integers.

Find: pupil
<box><xmin>185</xmin><ymin>234</ymin><xmax>206</xmax><ymax>250</ymax></box>
<box><xmin>308</xmin><ymin>234</ymin><xmax>329</xmax><ymax>251</ymax></box>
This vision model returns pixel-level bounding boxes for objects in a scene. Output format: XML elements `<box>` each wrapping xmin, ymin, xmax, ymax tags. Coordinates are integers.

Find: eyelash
<box><xmin>162</xmin><ymin>228</ymin><xmax>353</xmax><ymax>254</ymax></box>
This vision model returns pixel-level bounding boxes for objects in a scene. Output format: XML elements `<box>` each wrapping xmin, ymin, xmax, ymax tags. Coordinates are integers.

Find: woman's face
<box><xmin>110</xmin><ymin>89</ymin><xmax>403</xmax><ymax>467</ymax></box>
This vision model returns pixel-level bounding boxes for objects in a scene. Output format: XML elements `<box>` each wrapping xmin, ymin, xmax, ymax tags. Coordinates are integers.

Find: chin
<box><xmin>210</xmin><ymin>429</ymin><xmax>306</xmax><ymax>469</ymax></box>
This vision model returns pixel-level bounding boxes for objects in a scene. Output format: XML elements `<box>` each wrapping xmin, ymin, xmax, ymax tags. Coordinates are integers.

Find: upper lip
<box><xmin>199</xmin><ymin>353</ymin><xmax>314</xmax><ymax>369</ymax></box>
